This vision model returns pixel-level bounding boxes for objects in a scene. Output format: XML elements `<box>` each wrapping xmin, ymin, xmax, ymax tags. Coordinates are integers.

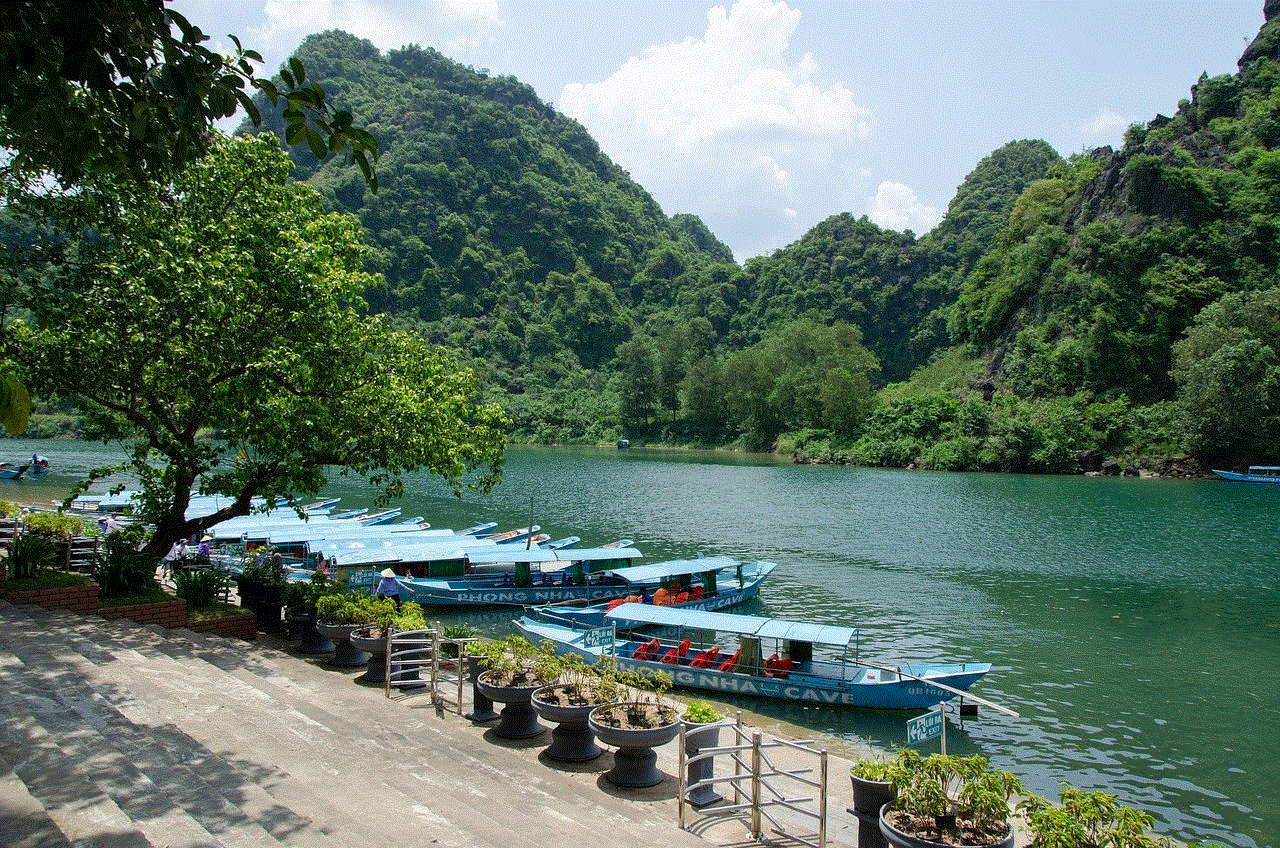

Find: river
<box><xmin>3</xmin><ymin>439</ymin><xmax>1275</xmax><ymax>847</ymax></box>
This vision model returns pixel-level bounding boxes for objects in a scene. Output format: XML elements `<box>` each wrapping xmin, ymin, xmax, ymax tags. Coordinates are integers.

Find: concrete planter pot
<box><xmin>878</xmin><ymin>803</ymin><xmax>1014</xmax><ymax>848</ymax></box>
<box><xmin>315</xmin><ymin>622</ymin><xmax>371</xmax><ymax>668</ymax></box>
<box><xmin>681</xmin><ymin>720</ymin><xmax>723</xmax><ymax>806</ymax></box>
<box><xmin>531</xmin><ymin>684</ymin><xmax>610</xmax><ymax>762</ymax></box>
<box><xmin>287</xmin><ymin>612</ymin><xmax>335</xmax><ymax>654</ymax></box>
<box><xmin>588</xmin><ymin>704</ymin><xmax>680</xmax><ymax>788</ymax></box>
<box><xmin>475</xmin><ymin>671</ymin><xmax>547</xmax><ymax>739</ymax></box>
<box><xmin>349</xmin><ymin>628</ymin><xmax>389</xmax><ymax>683</ymax></box>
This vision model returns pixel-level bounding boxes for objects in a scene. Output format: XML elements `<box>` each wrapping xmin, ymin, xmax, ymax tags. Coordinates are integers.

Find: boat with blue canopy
<box><xmin>1212</xmin><ymin>465</ymin><xmax>1280</xmax><ymax>483</ymax></box>
<box><xmin>533</xmin><ymin>557</ymin><xmax>775</xmax><ymax>628</ymax></box>
<box><xmin>514</xmin><ymin>604</ymin><xmax>997</xmax><ymax>711</ymax></box>
<box><xmin>388</xmin><ymin>546</ymin><xmax>648</xmax><ymax>606</ymax></box>
<box><xmin>406</xmin><ymin>554</ymin><xmax>768</xmax><ymax>610</ymax></box>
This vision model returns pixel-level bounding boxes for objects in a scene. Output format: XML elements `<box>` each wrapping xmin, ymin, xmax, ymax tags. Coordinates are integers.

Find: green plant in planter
<box><xmin>93</xmin><ymin>524</ymin><xmax>159</xmax><ymax>596</ymax></box>
<box><xmin>22</xmin><ymin>511</ymin><xmax>98</xmax><ymax>541</ymax></box>
<box><xmin>440</xmin><ymin>623</ymin><xmax>479</xmax><ymax>658</ymax></box>
<box><xmin>850</xmin><ymin>755</ymin><xmax>897</xmax><ymax>783</ymax></box>
<box><xmin>593</xmin><ymin>666</ymin><xmax>678</xmax><ymax>729</ymax></box>
<box><xmin>683</xmin><ymin>699</ymin><xmax>724</xmax><ymax>723</ymax></box>
<box><xmin>6</xmin><ymin>533</ymin><xmax>56</xmax><ymax>579</ymax></box>
<box><xmin>1018</xmin><ymin>786</ymin><xmax>1171</xmax><ymax>848</ymax></box>
<box><xmin>284</xmin><ymin>570</ymin><xmax>341</xmax><ymax>616</ymax></box>
<box><xmin>884</xmin><ymin>750</ymin><xmax>1021</xmax><ymax>845</ymax></box>
<box><xmin>237</xmin><ymin>553</ymin><xmax>287</xmax><ymax>588</ymax></box>
<box><xmin>473</xmin><ymin>635</ymin><xmax>554</xmax><ymax>688</ymax></box>
<box><xmin>173</xmin><ymin>566</ymin><xmax>228</xmax><ymax>610</ymax></box>
<box><xmin>0</xmin><ymin>499</ymin><xmax>23</xmax><ymax>518</ymax></box>
<box><xmin>315</xmin><ymin>591</ymin><xmax>385</xmax><ymax>625</ymax></box>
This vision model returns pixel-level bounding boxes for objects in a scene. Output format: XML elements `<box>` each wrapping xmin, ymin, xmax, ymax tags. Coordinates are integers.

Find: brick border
<box><xmin>99</xmin><ymin>598</ymin><xmax>188</xmax><ymax>628</ymax></box>
<box><xmin>4</xmin><ymin>578</ymin><xmax>259</xmax><ymax>640</ymax></box>
<box><xmin>5</xmin><ymin>582</ymin><xmax>100</xmax><ymax>614</ymax></box>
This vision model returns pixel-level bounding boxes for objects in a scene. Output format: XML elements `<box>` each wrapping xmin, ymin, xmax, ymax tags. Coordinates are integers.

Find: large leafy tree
<box><xmin>0</xmin><ymin>0</ymin><xmax>377</xmax><ymax>189</ymax></box>
<box><xmin>1171</xmin><ymin>287</ymin><xmax>1280</xmax><ymax>461</ymax></box>
<box><xmin>3</xmin><ymin>136</ymin><xmax>505</xmax><ymax>556</ymax></box>
<box><xmin>0</xmin><ymin>0</ymin><xmax>379</xmax><ymax>433</ymax></box>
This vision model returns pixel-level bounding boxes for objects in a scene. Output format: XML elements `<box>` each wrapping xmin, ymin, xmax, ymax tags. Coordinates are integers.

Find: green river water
<box><xmin>5</xmin><ymin>439</ymin><xmax>1276</xmax><ymax>847</ymax></box>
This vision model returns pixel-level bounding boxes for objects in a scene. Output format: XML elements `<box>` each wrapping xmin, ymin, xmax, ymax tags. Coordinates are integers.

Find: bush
<box><xmin>22</xmin><ymin>511</ymin><xmax>97</xmax><ymax>540</ymax></box>
<box><xmin>7</xmin><ymin>534</ymin><xmax>56</xmax><ymax>579</ymax></box>
<box><xmin>93</xmin><ymin>524</ymin><xmax>158</xmax><ymax>596</ymax></box>
<box><xmin>173</xmin><ymin>566</ymin><xmax>228</xmax><ymax>610</ymax></box>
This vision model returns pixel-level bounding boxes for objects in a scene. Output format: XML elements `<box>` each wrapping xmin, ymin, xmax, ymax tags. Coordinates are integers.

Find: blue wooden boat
<box><xmin>514</xmin><ymin>605</ymin><xmax>996</xmax><ymax>711</ymax></box>
<box><xmin>385</xmin><ymin>546</ymin><xmax>649</xmax><ymax>606</ymax></box>
<box><xmin>534</xmin><ymin>558</ymin><xmax>776</xmax><ymax>628</ymax></box>
<box><xmin>358</xmin><ymin>508</ymin><xmax>403</xmax><ymax>526</ymax></box>
<box><xmin>1212</xmin><ymin>465</ymin><xmax>1280</xmax><ymax>483</ymax></box>
<box><xmin>544</xmin><ymin>536</ymin><xmax>581</xmax><ymax>550</ymax></box>
<box><xmin>459</xmin><ymin>521</ymin><xmax>499</xmax><ymax>537</ymax></box>
<box><xmin>0</xmin><ymin>463</ymin><xmax>30</xmax><ymax>480</ymax></box>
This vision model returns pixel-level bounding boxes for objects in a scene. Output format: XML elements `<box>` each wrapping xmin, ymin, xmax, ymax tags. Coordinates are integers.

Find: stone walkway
<box><xmin>0</xmin><ymin>599</ymin><xmax>871</xmax><ymax>848</ymax></box>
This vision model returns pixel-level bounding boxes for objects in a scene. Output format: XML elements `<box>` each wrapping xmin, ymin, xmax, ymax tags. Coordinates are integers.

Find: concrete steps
<box><xmin>0</xmin><ymin>600</ymin><xmax>852</xmax><ymax>848</ymax></box>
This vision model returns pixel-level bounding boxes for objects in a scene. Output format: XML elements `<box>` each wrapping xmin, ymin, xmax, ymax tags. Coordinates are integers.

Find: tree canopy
<box><xmin>0</xmin><ymin>0</ymin><xmax>378</xmax><ymax>189</ymax></box>
<box><xmin>3</xmin><ymin>136</ymin><xmax>505</xmax><ymax>553</ymax></box>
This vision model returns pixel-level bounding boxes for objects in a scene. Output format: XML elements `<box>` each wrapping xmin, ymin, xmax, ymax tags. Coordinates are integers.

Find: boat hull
<box><xmin>1212</xmin><ymin>468</ymin><xmax>1280</xmax><ymax>483</ymax></box>
<box><xmin>513</xmin><ymin>617</ymin><xmax>989</xmax><ymax>711</ymax></box>
<box><xmin>537</xmin><ymin>570</ymin><xmax>771</xmax><ymax>628</ymax></box>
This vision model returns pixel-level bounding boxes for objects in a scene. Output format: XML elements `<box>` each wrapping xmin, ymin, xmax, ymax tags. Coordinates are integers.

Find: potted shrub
<box><xmin>234</xmin><ymin>552</ymin><xmax>288</xmax><ymax>632</ymax></box>
<box><xmin>474</xmin><ymin>636</ymin><xmax>557</xmax><ymax>739</ymax></box>
<box><xmin>879</xmin><ymin>751</ymin><xmax>1021</xmax><ymax>848</ymax></box>
<box><xmin>1018</xmin><ymin>785</ymin><xmax>1172</xmax><ymax>848</ymax></box>
<box><xmin>284</xmin><ymin>572</ymin><xmax>341</xmax><ymax>653</ymax></box>
<box><xmin>681</xmin><ymin>699</ymin><xmax>725</xmax><ymax>806</ymax></box>
<box><xmin>316</xmin><ymin>591</ymin><xmax>382</xmax><ymax>667</ymax></box>
<box><xmin>588</xmin><ymin>667</ymin><xmax>681</xmax><ymax>787</ymax></box>
<box><xmin>531</xmin><ymin>653</ymin><xmax>620</xmax><ymax>762</ymax></box>
<box><xmin>350</xmin><ymin>600</ymin><xmax>424</xmax><ymax>684</ymax></box>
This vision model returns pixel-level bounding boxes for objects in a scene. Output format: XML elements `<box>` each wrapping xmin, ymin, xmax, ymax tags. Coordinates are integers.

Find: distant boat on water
<box><xmin>1212</xmin><ymin>465</ymin><xmax>1280</xmax><ymax>483</ymax></box>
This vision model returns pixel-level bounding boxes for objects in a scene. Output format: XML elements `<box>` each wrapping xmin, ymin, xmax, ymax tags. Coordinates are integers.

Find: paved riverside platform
<box><xmin>0</xmin><ymin>599</ymin><xmax>872</xmax><ymax>848</ymax></box>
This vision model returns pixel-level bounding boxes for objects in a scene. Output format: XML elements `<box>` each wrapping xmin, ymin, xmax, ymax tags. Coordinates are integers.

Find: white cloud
<box><xmin>558</xmin><ymin>0</ymin><xmax>871</xmax><ymax>260</ymax></box>
<box><xmin>181</xmin><ymin>0</ymin><xmax>502</xmax><ymax>75</ymax></box>
<box><xmin>1081</xmin><ymin>110</ymin><xmax>1131</xmax><ymax>139</ymax></box>
<box><xmin>868</xmin><ymin>181</ymin><xmax>939</xmax><ymax>233</ymax></box>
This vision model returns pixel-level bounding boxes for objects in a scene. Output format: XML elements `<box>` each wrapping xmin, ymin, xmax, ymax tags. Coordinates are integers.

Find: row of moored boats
<box><xmin>68</xmin><ymin>492</ymin><xmax>1000</xmax><ymax>712</ymax></box>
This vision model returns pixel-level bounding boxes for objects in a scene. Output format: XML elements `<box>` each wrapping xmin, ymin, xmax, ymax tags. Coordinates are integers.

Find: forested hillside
<box><xmin>244</xmin><ymin>7</ymin><xmax>1280</xmax><ymax>470</ymax></box>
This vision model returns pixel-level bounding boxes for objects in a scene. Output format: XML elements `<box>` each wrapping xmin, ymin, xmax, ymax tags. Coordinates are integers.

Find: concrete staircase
<box><xmin>0</xmin><ymin>601</ymin><xmax>861</xmax><ymax>848</ymax></box>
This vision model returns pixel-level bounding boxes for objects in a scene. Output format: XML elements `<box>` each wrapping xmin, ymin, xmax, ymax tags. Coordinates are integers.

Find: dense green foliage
<box><xmin>11</xmin><ymin>9</ymin><xmax>1280</xmax><ymax>472</ymax></box>
<box><xmin>233</xmin><ymin>17</ymin><xmax>1280</xmax><ymax>467</ymax></box>
<box><xmin>3</xmin><ymin>136</ymin><xmax>507</xmax><ymax>555</ymax></box>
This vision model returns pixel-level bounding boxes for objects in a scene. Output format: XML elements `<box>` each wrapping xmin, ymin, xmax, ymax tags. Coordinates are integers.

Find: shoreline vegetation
<box><xmin>2</xmin><ymin>419</ymin><xmax>1211</xmax><ymax>481</ymax></box>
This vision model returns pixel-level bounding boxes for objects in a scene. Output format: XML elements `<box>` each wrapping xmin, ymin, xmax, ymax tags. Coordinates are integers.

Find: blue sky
<box><xmin>173</xmin><ymin>0</ymin><xmax>1266</xmax><ymax>261</ymax></box>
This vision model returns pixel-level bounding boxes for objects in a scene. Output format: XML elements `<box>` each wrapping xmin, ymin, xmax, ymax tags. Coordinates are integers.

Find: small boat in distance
<box><xmin>515</xmin><ymin>605</ymin><xmax>998</xmax><ymax>711</ymax></box>
<box><xmin>0</xmin><ymin>463</ymin><xmax>31</xmax><ymax>480</ymax></box>
<box><xmin>1212</xmin><ymin>465</ymin><xmax>1280</xmax><ymax>483</ymax></box>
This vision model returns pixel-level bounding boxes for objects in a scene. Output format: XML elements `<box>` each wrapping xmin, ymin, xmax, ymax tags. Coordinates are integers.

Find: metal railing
<box><xmin>384</xmin><ymin>629</ymin><xmax>481</xmax><ymax>714</ymax></box>
<box><xmin>678</xmin><ymin>713</ymin><xmax>829</xmax><ymax>848</ymax></box>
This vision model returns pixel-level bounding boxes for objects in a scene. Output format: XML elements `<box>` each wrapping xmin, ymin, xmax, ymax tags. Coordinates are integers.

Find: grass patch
<box><xmin>187</xmin><ymin>602</ymin><xmax>249</xmax><ymax>623</ymax></box>
<box><xmin>99</xmin><ymin>588</ymin><xmax>174</xmax><ymax>607</ymax></box>
<box><xmin>4</xmin><ymin>570</ymin><xmax>95</xmax><ymax>592</ymax></box>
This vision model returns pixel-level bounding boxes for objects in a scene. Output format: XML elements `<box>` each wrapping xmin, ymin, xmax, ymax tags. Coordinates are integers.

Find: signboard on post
<box><xmin>907</xmin><ymin>708</ymin><xmax>944</xmax><ymax>746</ymax></box>
<box><xmin>583</xmin><ymin>625</ymin><xmax>614</xmax><ymax>650</ymax></box>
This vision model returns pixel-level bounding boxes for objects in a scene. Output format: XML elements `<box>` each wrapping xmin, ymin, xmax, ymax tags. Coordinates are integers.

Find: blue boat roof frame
<box><xmin>466</xmin><ymin>546</ymin><xmax>643</xmax><ymax>566</ymax></box>
<box><xmin>603</xmin><ymin>603</ymin><xmax>860</xmax><ymax>649</ymax></box>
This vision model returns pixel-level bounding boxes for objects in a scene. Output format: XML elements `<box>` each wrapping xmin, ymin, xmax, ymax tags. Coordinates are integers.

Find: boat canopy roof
<box><xmin>603</xmin><ymin>603</ymin><xmax>858</xmax><ymax>647</ymax></box>
<box><xmin>466</xmin><ymin>546</ymin><xmax>643</xmax><ymax>566</ymax></box>
<box><xmin>599</xmin><ymin>555</ymin><xmax>738</xmax><ymax>583</ymax></box>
